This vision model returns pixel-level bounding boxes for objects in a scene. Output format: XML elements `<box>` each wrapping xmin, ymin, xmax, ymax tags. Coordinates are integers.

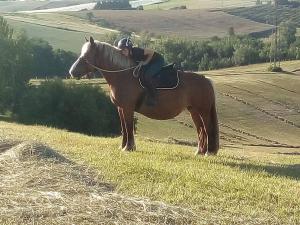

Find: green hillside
<box><xmin>3</xmin><ymin>13</ymin><xmax>115</xmax><ymax>53</ymax></box>
<box><xmin>2</xmin><ymin>60</ymin><xmax>300</xmax><ymax>224</ymax></box>
<box><xmin>143</xmin><ymin>62</ymin><xmax>300</xmax><ymax>150</ymax></box>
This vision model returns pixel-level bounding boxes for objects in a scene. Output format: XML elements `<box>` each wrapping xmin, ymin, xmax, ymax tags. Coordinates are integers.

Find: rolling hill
<box><xmin>70</xmin><ymin>9</ymin><xmax>273</xmax><ymax>39</ymax></box>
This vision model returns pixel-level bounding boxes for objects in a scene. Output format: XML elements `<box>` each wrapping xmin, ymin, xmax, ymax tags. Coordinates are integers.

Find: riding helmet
<box><xmin>117</xmin><ymin>38</ymin><xmax>133</xmax><ymax>50</ymax></box>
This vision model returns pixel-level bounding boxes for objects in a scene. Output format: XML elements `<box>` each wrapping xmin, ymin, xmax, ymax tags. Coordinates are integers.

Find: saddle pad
<box><xmin>139</xmin><ymin>64</ymin><xmax>180</xmax><ymax>90</ymax></box>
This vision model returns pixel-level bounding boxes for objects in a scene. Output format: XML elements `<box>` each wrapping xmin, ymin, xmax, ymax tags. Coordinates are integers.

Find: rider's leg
<box><xmin>143</xmin><ymin>56</ymin><xmax>165</xmax><ymax>106</ymax></box>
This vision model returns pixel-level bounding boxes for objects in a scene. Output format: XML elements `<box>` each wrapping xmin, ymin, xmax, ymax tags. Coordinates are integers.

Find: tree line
<box><xmin>105</xmin><ymin>22</ymin><xmax>300</xmax><ymax>71</ymax></box>
<box><xmin>0</xmin><ymin>16</ymin><xmax>121</xmax><ymax>136</ymax></box>
<box><xmin>0</xmin><ymin>17</ymin><xmax>76</xmax><ymax>112</ymax></box>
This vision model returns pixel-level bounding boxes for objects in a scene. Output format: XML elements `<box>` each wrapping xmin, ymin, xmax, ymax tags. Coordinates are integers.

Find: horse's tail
<box><xmin>207</xmin><ymin>79</ymin><xmax>219</xmax><ymax>154</ymax></box>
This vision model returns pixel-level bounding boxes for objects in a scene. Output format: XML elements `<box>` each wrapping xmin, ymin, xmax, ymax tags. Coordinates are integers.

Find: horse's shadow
<box><xmin>221</xmin><ymin>159</ymin><xmax>300</xmax><ymax>180</ymax></box>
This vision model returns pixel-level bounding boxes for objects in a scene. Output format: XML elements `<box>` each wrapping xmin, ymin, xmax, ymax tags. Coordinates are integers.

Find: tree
<box><xmin>86</xmin><ymin>12</ymin><xmax>94</xmax><ymax>21</ymax></box>
<box><xmin>279</xmin><ymin>22</ymin><xmax>297</xmax><ymax>47</ymax></box>
<box><xmin>228</xmin><ymin>27</ymin><xmax>235</xmax><ymax>37</ymax></box>
<box><xmin>0</xmin><ymin>17</ymin><xmax>76</xmax><ymax>113</ymax></box>
<box><xmin>0</xmin><ymin>17</ymin><xmax>33</xmax><ymax>112</ymax></box>
<box><xmin>234</xmin><ymin>46</ymin><xmax>259</xmax><ymax>65</ymax></box>
<box><xmin>0</xmin><ymin>16</ymin><xmax>13</xmax><ymax>40</ymax></box>
<box><xmin>256</xmin><ymin>0</ymin><xmax>263</xmax><ymax>5</ymax></box>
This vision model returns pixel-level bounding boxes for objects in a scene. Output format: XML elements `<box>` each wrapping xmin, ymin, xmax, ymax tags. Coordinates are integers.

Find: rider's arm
<box><xmin>142</xmin><ymin>48</ymin><xmax>155</xmax><ymax>65</ymax></box>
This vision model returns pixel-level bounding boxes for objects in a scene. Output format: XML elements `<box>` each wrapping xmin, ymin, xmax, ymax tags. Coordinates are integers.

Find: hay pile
<box><xmin>0</xmin><ymin>139</ymin><xmax>197</xmax><ymax>225</ymax></box>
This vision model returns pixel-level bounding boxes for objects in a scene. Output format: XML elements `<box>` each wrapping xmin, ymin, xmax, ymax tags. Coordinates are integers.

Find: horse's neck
<box><xmin>97</xmin><ymin>43</ymin><xmax>134</xmax><ymax>70</ymax></box>
<box><xmin>96</xmin><ymin>44</ymin><xmax>135</xmax><ymax>87</ymax></box>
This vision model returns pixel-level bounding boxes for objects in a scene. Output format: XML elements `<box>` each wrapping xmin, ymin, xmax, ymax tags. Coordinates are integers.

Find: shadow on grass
<box><xmin>223</xmin><ymin>161</ymin><xmax>300</xmax><ymax>180</ymax></box>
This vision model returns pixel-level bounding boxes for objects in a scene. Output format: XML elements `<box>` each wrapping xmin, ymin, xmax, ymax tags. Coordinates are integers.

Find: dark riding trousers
<box><xmin>131</xmin><ymin>47</ymin><xmax>165</xmax><ymax>77</ymax></box>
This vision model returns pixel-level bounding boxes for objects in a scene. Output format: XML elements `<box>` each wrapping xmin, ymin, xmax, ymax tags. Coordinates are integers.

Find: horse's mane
<box><xmin>95</xmin><ymin>41</ymin><xmax>136</xmax><ymax>68</ymax></box>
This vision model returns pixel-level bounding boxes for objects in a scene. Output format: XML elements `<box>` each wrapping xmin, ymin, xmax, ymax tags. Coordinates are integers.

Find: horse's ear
<box><xmin>85</xmin><ymin>36</ymin><xmax>88</xmax><ymax>42</ymax></box>
<box><xmin>90</xmin><ymin>36</ymin><xmax>95</xmax><ymax>45</ymax></box>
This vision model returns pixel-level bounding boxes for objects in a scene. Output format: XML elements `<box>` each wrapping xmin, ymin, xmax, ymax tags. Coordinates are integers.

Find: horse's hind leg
<box><xmin>189</xmin><ymin>109</ymin><xmax>208</xmax><ymax>155</ymax></box>
<box><xmin>118</xmin><ymin>107</ymin><xmax>127</xmax><ymax>149</ymax></box>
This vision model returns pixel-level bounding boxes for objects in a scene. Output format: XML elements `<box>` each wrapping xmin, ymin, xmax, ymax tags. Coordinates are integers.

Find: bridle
<box><xmin>82</xmin><ymin>57</ymin><xmax>143</xmax><ymax>78</ymax></box>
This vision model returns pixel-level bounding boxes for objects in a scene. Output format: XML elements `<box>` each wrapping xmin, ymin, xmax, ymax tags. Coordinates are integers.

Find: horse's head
<box><xmin>69</xmin><ymin>37</ymin><xmax>98</xmax><ymax>79</ymax></box>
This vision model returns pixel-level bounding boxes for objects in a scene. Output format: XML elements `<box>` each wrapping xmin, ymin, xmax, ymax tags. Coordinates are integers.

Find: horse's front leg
<box><xmin>118</xmin><ymin>107</ymin><xmax>127</xmax><ymax>150</ymax></box>
<box><xmin>120</xmin><ymin>108</ymin><xmax>136</xmax><ymax>151</ymax></box>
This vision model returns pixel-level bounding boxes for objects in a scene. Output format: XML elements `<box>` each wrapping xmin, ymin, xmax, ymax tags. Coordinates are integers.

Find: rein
<box><xmin>84</xmin><ymin>58</ymin><xmax>142</xmax><ymax>78</ymax></box>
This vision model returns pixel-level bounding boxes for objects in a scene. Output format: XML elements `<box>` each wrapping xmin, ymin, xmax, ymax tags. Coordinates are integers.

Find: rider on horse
<box><xmin>117</xmin><ymin>38</ymin><xmax>165</xmax><ymax>106</ymax></box>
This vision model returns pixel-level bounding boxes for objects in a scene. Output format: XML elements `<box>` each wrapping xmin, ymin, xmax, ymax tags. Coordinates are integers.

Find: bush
<box><xmin>15</xmin><ymin>79</ymin><xmax>121</xmax><ymax>136</ymax></box>
<box><xmin>267</xmin><ymin>65</ymin><xmax>283</xmax><ymax>72</ymax></box>
<box><xmin>234</xmin><ymin>46</ymin><xmax>259</xmax><ymax>65</ymax></box>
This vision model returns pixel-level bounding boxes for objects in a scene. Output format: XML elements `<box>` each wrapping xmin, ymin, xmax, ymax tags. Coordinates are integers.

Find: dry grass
<box><xmin>0</xmin><ymin>139</ymin><xmax>196</xmax><ymax>225</ymax></box>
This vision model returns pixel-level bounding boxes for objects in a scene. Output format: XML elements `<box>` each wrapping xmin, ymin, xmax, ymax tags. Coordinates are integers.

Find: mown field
<box><xmin>226</xmin><ymin>4</ymin><xmax>300</xmax><ymax>27</ymax></box>
<box><xmin>2</xmin><ymin>61</ymin><xmax>300</xmax><ymax>224</ymax></box>
<box><xmin>70</xmin><ymin>9</ymin><xmax>272</xmax><ymax>39</ymax></box>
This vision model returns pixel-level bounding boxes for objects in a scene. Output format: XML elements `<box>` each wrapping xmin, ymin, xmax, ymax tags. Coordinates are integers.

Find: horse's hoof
<box><xmin>205</xmin><ymin>152</ymin><xmax>217</xmax><ymax>156</ymax></box>
<box><xmin>122</xmin><ymin>145</ymin><xmax>136</xmax><ymax>152</ymax></box>
<box><xmin>194</xmin><ymin>150</ymin><xmax>206</xmax><ymax>156</ymax></box>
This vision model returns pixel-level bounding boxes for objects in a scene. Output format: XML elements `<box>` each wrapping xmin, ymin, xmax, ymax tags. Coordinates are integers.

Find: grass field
<box><xmin>2</xmin><ymin>60</ymin><xmax>300</xmax><ymax>224</ymax></box>
<box><xmin>70</xmin><ymin>9</ymin><xmax>272</xmax><ymax>39</ymax></box>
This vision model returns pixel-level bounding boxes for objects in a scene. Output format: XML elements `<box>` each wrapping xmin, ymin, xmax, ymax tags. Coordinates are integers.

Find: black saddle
<box><xmin>139</xmin><ymin>63</ymin><xmax>179</xmax><ymax>89</ymax></box>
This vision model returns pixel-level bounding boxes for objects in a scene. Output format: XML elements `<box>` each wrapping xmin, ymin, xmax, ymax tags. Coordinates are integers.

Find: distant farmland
<box><xmin>0</xmin><ymin>0</ymin><xmax>91</xmax><ymax>12</ymax></box>
<box><xmin>71</xmin><ymin>9</ymin><xmax>273</xmax><ymax>39</ymax></box>
<box><xmin>226</xmin><ymin>4</ymin><xmax>300</xmax><ymax>27</ymax></box>
<box><xmin>145</xmin><ymin>0</ymin><xmax>256</xmax><ymax>10</ymax></box>
<box><xmin>4</xmin><ymin>13</ymin><xmax>115</xmax><ymax>53</ymax></box>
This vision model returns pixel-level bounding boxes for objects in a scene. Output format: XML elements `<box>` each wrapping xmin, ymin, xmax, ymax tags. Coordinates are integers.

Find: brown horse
<box><xmin>69</xmin><ymin>37</ymin><xmax>219</xmax><ymax>155</ymax></box>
